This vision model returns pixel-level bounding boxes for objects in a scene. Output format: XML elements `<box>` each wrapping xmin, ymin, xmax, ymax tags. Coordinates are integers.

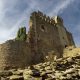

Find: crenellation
<box><xmin>38</xmin><ymin>10</ymin><xmax>43</xmax><ymax>16</ymax></box>
<box><xmin>50</xmin><ymin>18</ymin><xmax>55</xmax><ymax>25</ymax></box>
<box><xmin>46</xmin><ymin>16</ymin><xmax>50</xmax><ymax>23</ymax></box>
<box><xmin>31</xmin><ymin>11</ymin><xmax>37</xmax><ymax>16</ymax></box>
<box><xmin>39</xmin><ymin>14</ymin><xmax>47</xmax><ymax>22</ymax></box>
<box><xmin>31</xmin><ymin>11</ymin><xmax>65</xmax><ymax>26</ymax></box>
<box><xmin>31</xmin><ymin>11</ymin><xmax>56</xmax><ymax>26</ymax></box>
<box><xmin>43</xmin><ymin>14</ymin><xmax>46</xmax><ymax>18</ymax></box>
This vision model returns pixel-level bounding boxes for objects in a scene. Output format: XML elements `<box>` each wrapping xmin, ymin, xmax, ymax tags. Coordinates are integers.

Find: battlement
<box><xmin>31</xmin><ymin>11</ymin><xmax>55</xmax><ymax>25</ymax></box>
<box><xmin>30</xmin><ymin>11</ymin><xmax>63</xmax><ymax>25</ymax></box>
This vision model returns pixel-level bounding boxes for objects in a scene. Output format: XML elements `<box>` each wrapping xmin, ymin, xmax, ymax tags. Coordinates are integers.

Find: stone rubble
<box><xmin>0</xmin><ymin>55</ymin><xmax>80</xmax><ymax>80</ymax></box>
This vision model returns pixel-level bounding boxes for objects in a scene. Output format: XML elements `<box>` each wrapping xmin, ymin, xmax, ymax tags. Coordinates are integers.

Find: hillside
<box><xmin>63</xmin><ymin>46</ymin><xmax>80</xmax><ymax>57</ymax></box>
<box><xmin>0</xmin><ymin>47</ymin><xmax>80</xmax><ymax>80</ymax></box>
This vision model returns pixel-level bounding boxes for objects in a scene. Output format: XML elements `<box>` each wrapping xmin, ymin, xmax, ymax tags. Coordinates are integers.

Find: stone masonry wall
<box><xmin>29</xmin><ymin>11</ymin><xmax>63</xmax><ymax>60</ymax></box>
<box><xmin>0</xmin><ymin>11</ymin><xmax>75</xmax><ymax>70</ymax></box>
<box><xmin>66</xmin><ymin>31</ymin><xmax>75</xmax><ymax>46</ymax></box>
<box><xmin>0</xmin><ymin>40</ymin><xmax>31</xmax><ymax>70</ymax></box>
<box><xmin>56</xmin><ymin>24</ymin><xmax>69</xmax><ymax>47</ymax></box>
<box><xmin>29</xmin><ymin>11</ymin><xmax>75</xmax><ymax>60</ymax></box>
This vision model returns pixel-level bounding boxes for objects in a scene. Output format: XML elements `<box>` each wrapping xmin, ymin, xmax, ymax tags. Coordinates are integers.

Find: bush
<box><xmin>16</xmin><ymin>27</ymin><xmax>27</xmax><ymax>41</ymax></box>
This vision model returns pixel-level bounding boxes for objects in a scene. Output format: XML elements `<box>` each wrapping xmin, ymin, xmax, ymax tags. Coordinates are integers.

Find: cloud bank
<box><xmin>0</xmin><ymin>0</ymin><xmax>80</xmax><ymax>47</ymax></box>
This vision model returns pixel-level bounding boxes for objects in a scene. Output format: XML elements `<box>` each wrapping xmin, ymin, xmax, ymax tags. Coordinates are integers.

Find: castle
<box><xmin>0</xmin><ymin>11</ymin><xmax>75</xmax><ymax>70</ymax></box>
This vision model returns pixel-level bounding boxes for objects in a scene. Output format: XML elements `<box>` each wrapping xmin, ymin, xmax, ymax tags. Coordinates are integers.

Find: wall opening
<box><xmin>41</xmin><ymin>25</ymin><xmax>45</xmax><ymax>32</ymax></box>
<box><xmin>65</xmin><ymin>45</ymin><xmax>68</xmax><ymax>48</ymax></box>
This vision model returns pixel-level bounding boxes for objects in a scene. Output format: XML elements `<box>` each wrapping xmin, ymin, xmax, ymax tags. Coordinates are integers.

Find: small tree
<box><xmin>16</xmin><ymin>27</ymin><xmax>27</xmax><ymax>41</ymax></box>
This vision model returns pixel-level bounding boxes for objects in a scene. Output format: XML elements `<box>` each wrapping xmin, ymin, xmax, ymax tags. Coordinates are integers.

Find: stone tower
<box><xmin>54</xmin><ymin>16</ymin><xmax>70</xmax><ymax>47</ymax></box>
<box><xmin>28</xmin><ymin>11</ymin><xmax>75</xmax><ymax>60</ymax></box>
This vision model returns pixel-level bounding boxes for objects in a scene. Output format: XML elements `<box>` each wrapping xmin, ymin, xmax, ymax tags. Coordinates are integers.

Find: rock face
<box><xmin>0</xmin><ymin>54</ymin><xmax>80</xmax><ymax>80</ymax></box>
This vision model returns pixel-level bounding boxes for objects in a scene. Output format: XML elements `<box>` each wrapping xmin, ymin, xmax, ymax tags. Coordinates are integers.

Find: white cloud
<box><xmin>0</xmin><ymin>0</ymin><xmax>40</xmax><ymax>43</ymax></box>
<box><xmin>48</xmin><ymin>0</ymin><xmax>74</xmax><ymax>16</ymax></box>
<box><xmin>0</xmin><ymin>0</ymin><xmax>76</xmax><ymax>44</ymax></box>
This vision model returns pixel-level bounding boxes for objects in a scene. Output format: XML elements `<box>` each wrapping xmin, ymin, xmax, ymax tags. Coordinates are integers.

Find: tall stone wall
<box><xmin>0</xmin><ymin>40</ymin><xmax>31</xmax><ymax>70</ymax></box>
<box><xmin>29</xmin><ymin>11</ymin><xmax>75</xmax><ymax>60</ymax></box>
<box><xmin>54</xmin><ymin>16</ymin><xmax>70</xmax><ymax>47</ymax></box>
<box><xmin>66</xmin><ymin>31</ymin><xmax>75</xmax><ymax>46</ymax></box>
<box><xmin>55</xmin><ymin>24</ymin><xmax>69</xmax><ymax>47</ymax></box>
<box><xmin>29</xmin><ymin>11</ymin><xmax>63</xmax><ymax>60</ymax></box>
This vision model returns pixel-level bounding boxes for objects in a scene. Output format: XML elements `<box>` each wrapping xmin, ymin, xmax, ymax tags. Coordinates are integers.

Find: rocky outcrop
<box><xmin>0</xmin><ymin>54</ymin><xmax>80</xmax><ymax>80</ymax></box>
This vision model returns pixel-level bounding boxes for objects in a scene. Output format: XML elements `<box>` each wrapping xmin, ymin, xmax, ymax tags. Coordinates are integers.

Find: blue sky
<box><xmin>0</xmin><ymin>0</ymin><xmax>80</xmax><ymax>47</ymax></box>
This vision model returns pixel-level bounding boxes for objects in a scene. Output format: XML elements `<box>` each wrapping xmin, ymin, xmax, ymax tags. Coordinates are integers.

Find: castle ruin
<box><xmin>0</xmin><ymin>11</ymin><xmax>75</xmax><ymax>70</ymax></box>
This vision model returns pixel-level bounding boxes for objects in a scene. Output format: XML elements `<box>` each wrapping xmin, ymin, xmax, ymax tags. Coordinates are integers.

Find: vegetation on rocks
<box><xmin>16</xmin><ymin>27</ymin><xmax>27</xmax><ymax>41</ymax></box>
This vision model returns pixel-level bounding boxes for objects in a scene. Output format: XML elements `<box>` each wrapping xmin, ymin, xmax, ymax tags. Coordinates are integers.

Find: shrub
<box><xmin>16</xmin><ymin>27</ymin><xmax>27</xmax><ymax>41</ymax></box>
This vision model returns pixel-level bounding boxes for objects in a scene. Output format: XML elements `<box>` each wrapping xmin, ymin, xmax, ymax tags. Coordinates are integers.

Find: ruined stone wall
<box><xmin>55</xmin><ymin>24</ymin><xmax>69</xmax><ymax>47</ymax></box>
<box><xmin>29</xmin><ymin>11</ymin><xmax>75</xmax><ymax>60</ymax></box>
<box><xmin>0</xmin><ymin>40</ymin><xmax>31</xmax><ymax>70</ymax></box>
<box><xmin>0</xmin><ymin>11</ymin><xmax>75</xmax><ymax>70</ymax></box>
<box><xmin>29</xmin><ymin>11</ymin><xmax>63</xmax><ymax>60</ymax></box>
<box><xmin>66</xmin><ymin>31</ymin><xmax>75</xmax><ymax>46</ymax></box>
<box><xmin>54</xmin><ymin>16</ymin><xmax>70</xmax><ymax>47</ymax></box>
